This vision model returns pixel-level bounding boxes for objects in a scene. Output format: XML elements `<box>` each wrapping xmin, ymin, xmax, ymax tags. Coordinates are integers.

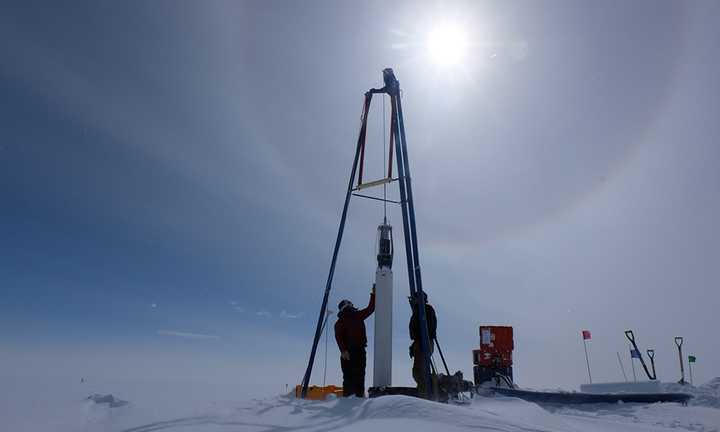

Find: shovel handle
<box><xmin>624</xmin><ymin>330</ymin><xmax>635</xmax><ymax>343</ymax></box>
<box><xmin>675</xmin><ymin>337</ymin><xmax>683</xmax><ymax>348</ymax></box>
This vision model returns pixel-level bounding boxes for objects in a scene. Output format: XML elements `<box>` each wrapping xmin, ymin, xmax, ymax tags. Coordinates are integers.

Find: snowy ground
<box><xmin>2</xmin><ymin>378</ymin><xmax>718</xmax><ymax>432</ymax></box>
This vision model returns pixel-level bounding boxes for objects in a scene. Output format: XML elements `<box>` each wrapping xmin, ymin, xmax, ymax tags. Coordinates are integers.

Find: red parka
<box><xmin>334</xmin><ymin>293</ymin><xmax>375</xmax><ymax>352</ymax></box>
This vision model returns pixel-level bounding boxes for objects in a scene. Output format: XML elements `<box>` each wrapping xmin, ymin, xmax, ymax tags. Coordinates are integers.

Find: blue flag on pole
<box><xmin>630</xmin><ymin>349</ymin><xmax>641</xmax><ymax>359</ymax></box>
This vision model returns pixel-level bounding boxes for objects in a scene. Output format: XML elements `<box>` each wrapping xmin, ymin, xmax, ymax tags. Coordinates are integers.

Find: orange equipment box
<box><xmin>473</xmin><ymin>325</ymin><xmax>513</xmax><ymax>368</ymax></box>
<box><xmin>294</xmin><ymin>385</ymin><xmax>343</xmax><ymax>400</ymax></box>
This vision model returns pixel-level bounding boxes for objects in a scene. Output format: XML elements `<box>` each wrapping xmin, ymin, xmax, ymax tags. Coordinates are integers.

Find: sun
<box><xmin>426</xmin><ymin>23</ymin><xmax>469</xmax><ymax>67</ymax></box>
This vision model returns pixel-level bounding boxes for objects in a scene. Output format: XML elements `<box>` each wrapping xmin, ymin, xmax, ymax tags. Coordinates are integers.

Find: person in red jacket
<box><xmin>334</xmin><ymin>285</ymin><xmax>375</xmax><ymax>397</ymax></box>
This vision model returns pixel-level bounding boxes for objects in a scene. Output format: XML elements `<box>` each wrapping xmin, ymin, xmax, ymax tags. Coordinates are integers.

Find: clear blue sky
<box><xmin>1</xmin><ymin>0</ymin><xmax>718</xmax><ymax>391</ymax></box>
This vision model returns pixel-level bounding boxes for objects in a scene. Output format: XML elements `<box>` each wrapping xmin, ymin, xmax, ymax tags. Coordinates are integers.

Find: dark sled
<box><xmin>368</xmin><ymin>386</ymin><xmax>419</xmax><ymax>398</ymax></box>
<box><xmin>369</xmin><ymin>384</ymin><xmax>473</xmax><ymax>404</ymax></box>
<box><xmin>493</xmin><ymin>387</ymin><xmax>692</xmax><ymax>405</ymax></box>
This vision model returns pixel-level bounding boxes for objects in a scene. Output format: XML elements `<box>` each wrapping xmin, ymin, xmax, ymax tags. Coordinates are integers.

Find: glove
<box><xmin>341</xmin><ymin>350</ymin><xmax>350</xmax><ymax>361</ymax></box>
<box><xmin>372</xmin><ymin>284</ymin><xmax>376</xmax><ymax>295</ymax></box>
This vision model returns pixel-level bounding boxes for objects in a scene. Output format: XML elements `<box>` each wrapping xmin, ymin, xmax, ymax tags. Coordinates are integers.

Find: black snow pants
<box><xmin>340</xmin><ymin>347</ymin><xmax>367</xmax><ymax>397</ymax></box>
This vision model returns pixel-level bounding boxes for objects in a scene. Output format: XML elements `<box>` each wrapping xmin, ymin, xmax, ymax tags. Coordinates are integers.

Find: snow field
<box><xmin>2</xmin><ymin>377</ymin><xmax>719</xmax><ymax>431</ymax></box>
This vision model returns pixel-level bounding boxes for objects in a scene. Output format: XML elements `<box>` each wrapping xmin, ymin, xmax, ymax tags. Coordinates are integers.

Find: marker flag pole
<box><xmin>629</xmin><ymin>346</ymin><xmax>638</xmax><ymax>382</ymax></box>
<box><xmin>689</xmin><ymin>361</ymin><xmax>694</xmax><ymax>385</ymax></box>
<box><xmin>581</xmin><ymin>330</ymin><xmax>592</xmax><ymax>384</ymax></box>
<box><xmin>688</xmin><ymin>355</ymin><xmax>696</xmax><ymax>385</ymax></box>
<box><xmin>617</xmin><ymin>351</ymin><xmax>628</xmax><ymax>382</ymax></box>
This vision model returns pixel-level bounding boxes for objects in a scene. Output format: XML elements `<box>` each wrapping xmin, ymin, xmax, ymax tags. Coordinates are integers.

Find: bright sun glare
<box><xmin>426</xmin><ymin>23</ymin><xmax>469</xmax><ymax>67</ymax></box>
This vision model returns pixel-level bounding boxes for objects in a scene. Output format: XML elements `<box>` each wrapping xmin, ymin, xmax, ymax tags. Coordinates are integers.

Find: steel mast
<box><xmin>301</xmin><ymin>69</ymin><xmax>434</xmax><ymax>399</ymax></box>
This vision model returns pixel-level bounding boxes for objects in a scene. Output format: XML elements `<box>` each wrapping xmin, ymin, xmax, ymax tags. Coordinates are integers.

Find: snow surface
<box><xmin>2</xmin><ymin>378</ymin><xmax>719</xmax><ymax>432</ymax></box>
<box><xmin>663</xmin><ymin>378</ymin><xmax>720</xmax><ymax>409</ymax></box>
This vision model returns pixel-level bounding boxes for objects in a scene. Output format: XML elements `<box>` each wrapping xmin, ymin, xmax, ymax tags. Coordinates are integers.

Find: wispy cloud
<box><xmin>256</xmin><ymin>311</ymin><xmax>271</xmax><ymax>318</ymax></box>
<box><xmin>157</xmin><ymin>330</ymin><xmax>220</xmax><ymax>340</ymax></box>
<box><xmin>229</xmin><ymin>301</ymin><xmax>245</xmax><ymax>312</ymax></box>
<box><xmin>280</xmin><ymin>310</ymin><xmax>303</xmax><ymax>319</ymax></box>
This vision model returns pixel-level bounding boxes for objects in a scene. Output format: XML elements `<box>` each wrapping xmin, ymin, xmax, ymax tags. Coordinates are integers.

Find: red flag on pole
<box><xmin>581</xmin><ymin>330</ymin><xmax>593</xmax><ymax>383</ymax></box>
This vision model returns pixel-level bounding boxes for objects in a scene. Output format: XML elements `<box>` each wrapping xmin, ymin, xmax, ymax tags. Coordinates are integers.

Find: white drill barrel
<box><xmin>373</xmin><ymin>267</ymin><xmax>393</xmax><ymax>387</ymax></box>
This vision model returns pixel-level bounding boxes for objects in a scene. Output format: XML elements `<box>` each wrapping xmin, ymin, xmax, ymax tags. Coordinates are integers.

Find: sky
<box><xmin>1</xmin><ymin>0</ymin><xmax>719</xmax><ymax>395</ymax></box>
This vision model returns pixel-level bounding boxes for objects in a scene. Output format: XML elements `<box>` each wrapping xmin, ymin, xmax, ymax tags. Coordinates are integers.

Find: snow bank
<box><xmin>662</xmin><ymin>377</ymin><xmax>720</xmax><ymax>408</ymax></box>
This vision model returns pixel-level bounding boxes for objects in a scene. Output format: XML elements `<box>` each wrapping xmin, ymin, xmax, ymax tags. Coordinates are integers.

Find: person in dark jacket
<box><xmin>409</xmin><ymin>291</ymin><xmax>437</xmax><ymax>398</ymax></box>
<box><xmin>334</xmin><ymin>285</ymin><xmax>375</xmax><ymax>397</ymax></box>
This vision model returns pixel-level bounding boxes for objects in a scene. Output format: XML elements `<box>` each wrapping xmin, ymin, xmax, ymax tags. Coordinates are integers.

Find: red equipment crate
<box><xmin>473</xmin><ymin>326</ymin><xmax>513</xmax><ymax>367</ymax></box>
